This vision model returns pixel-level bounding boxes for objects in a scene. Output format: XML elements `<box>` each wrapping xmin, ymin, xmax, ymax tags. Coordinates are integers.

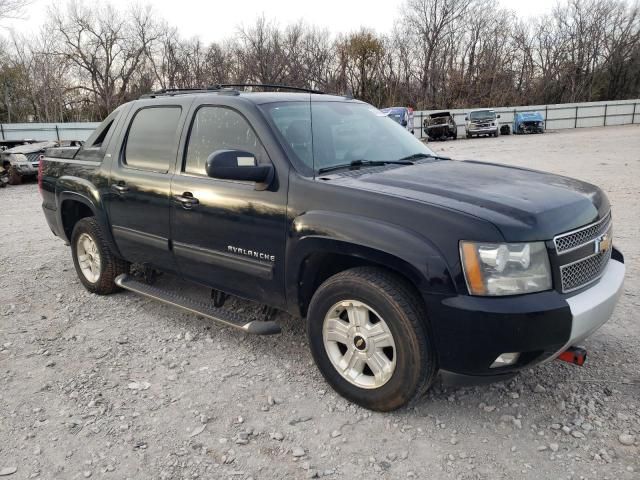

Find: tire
<box><xmin>7</xmin><ymin>166</ymin><xmax>22</xmax><ymax>185</ymax></box>
<box><xmin>70</xmin><ymin>217</ymin><xmax>129</xmax><ymax>295</ymax></box>
<box><xmin>307</xmin><ymin>267</ymin><xmax>437</xmax><ymax>411</ymax></box>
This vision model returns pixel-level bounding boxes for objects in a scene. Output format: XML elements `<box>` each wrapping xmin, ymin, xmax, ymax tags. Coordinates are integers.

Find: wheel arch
<box><xmin>56</xmin><ymin>183</ymin><xmax>122</xmax><ymax>258</ymax></box>
<box><xmin>59</xmin><ymin>196</ymin><xmax>95</xmax><ymax>240</ymax></box>
<box><xmin>287</xmin><ymin>212</ymin><xmax>455</xmax><ymax>317</ymax></box>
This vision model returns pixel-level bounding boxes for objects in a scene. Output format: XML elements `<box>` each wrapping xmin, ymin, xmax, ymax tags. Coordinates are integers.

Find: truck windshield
<box><xmin>470</xmin><ymin>110</ymin><xmax>496</xmax><ymax>121</ymax></box>
<box><xmin>262</xmin><ymin>101</ymin><xmax>433</xmax><ymax>175</ymax></box>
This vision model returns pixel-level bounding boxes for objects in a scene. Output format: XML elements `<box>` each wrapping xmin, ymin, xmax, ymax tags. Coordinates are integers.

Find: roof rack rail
<box><xmin>212</xmin><ymin>84</ymin><xmax>324</xmax><ymax>94</ymax></box>
<box><xmin>140</xmin><ymin>83</ymin><xmax>324</xmax><ymax>99</ymax></box>
<box><xmin>140</xmin><ymin>87</ymin><xmax>221</xmax><ymax>99</ymax></box>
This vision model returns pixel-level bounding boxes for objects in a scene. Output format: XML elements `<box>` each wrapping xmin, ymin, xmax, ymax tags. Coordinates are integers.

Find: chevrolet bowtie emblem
<box><xmin>594</xmin><ymin>233</ymin><xmax>611</xmax><ymax>254</ymax></box>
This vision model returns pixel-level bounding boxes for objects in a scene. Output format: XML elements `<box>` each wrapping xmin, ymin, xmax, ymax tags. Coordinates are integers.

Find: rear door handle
<box><xmin>111</xmin><ymin>183</ymin><xmax>129</xmax><ymax>194</ymax></box>
<box><xmin>173</xmin><ymin>192</ymin><xmax>199</xmax><ymax>210</ymax></box>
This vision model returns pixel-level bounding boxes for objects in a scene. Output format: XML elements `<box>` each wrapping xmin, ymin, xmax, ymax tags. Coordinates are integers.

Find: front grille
<box><xmin>26</xmin><ymin>152</ymin><xmax>41</xmax><ymax>165</ymax></box>
<box><xmin>554</xmin><ymin>211</ymin><xmax>611</xmax><ymax>254</ymax></box>
<box><xmin>560</xmin><ymin>247</ymin><xmax>611</xmax><ymax>293</ymax></box>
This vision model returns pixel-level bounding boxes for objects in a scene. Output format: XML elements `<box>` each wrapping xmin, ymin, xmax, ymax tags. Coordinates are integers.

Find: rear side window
<box><xmin>84</xmin><ymin>108</ymin><xmax>121</xmax><ymax>149</ymax></box>
<box><xmin>184</xmin><ymin>106</ymin><xmax>267</xmax><ymax>176</ymax></box>
<box><xmin>124</xmin><ymin>107</ymin><xmax>182</xmax><ymax>172</ymax></box>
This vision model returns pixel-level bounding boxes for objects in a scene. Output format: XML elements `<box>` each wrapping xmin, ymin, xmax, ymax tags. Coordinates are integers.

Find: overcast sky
<box><xmin>5</xmin><ymin>0</ymin><xmax>559</xmax><ymax>43</ymax></box>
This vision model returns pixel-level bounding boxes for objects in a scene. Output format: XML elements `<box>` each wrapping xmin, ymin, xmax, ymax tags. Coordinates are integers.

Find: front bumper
<box><xmin>518</xmin><ymin>123</ymin><xmax>544</xmax><ymax>133</ymax></box>
<box><xmin>553</xmin><ymin>258</ymin><xmax>625</xmax><ymax>357</ymax></box>
<box><xmin>426</xmin><ymin>126</ymin><xmax>452</xmax><ymax>135</ymax></box>
<box><xmin>14</xmin><ymin>163</ymin><xmax>38</xmax><ymax>175</ymax></box>
<box><xmin>467</xmin><ymin>126</ymin><xmax>498</xmax><ymax>134</ymax></box>
<box><xmin>430</xmin><ymin>255</ymin><xmax>625</xmax><ymax>376</ymax></box>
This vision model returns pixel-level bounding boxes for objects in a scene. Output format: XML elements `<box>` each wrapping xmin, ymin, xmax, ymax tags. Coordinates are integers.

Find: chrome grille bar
<box><xmin>553</xmin><ymin>211</ymin><xmax>611</xmax><ymax>255</ymax></box>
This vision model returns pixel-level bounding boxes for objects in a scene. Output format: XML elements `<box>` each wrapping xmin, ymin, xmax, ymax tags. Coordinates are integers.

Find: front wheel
<box><xmin>71</xmin><ymin>217</ymin><xmax>129</xmax><ymax>295</ymax></box>
<box><xmin>7</xmin><ymin>166</ymin><xmax>22</xmax><ymax>185</ymax></box>
<box><xmin>307</xmin><ymin>267</ymin><xmax>437</xmax><ymax>411</ymax></box>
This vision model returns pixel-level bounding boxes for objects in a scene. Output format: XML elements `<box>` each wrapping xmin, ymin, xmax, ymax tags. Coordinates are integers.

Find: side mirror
<box><xmin>205</xmin><ymin>150</ymin><xmax>274</xmax><ymax>189</ymax></box>
<box><xmin>497</xmin><ymin>114</ymin><xmax>501</xmax><ymax>119</ymax></box>
<box><xmin>401</xmin><ymin>119</ymin><xmax>408</xmax><ymax>126</ymax></box>
<box><xmin>465</xmin><ymin>116</ymin><xmax>469</xmax><ymax>121</ymax></box>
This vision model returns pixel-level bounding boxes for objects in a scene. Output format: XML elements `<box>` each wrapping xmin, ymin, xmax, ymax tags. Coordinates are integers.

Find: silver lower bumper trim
<box><xmin>552</xmin><ymin>259</ymin><xmax>625</xmax><ymax>359</ymax></box>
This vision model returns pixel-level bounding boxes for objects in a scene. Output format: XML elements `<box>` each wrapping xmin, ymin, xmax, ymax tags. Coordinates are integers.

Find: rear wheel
<box><xmin>307</xmin><ymin>267</ymin><xmax>437</xmax><ymax>411</ymax></box>
<box><xmin>71</xmin><ymin>217</ymin><xmax>129</xmax><ymax>295</ymax></box>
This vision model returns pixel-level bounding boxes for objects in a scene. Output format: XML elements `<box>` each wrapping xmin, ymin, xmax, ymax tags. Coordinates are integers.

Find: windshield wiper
<box><xmin>317</xmin><ymin>159</ymin><xmax>414</xmax><ymax>174</ymax></box>
<box><xmin>397</xmin><ymin>152</ymin><xmax>450</xmax><ymax>161</ymax></box>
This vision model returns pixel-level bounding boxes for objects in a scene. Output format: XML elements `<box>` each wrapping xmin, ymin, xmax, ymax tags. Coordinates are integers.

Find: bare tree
<box><xmin>1</xmin><ymin>0</ymin><xmax>639</xmax><ymax>123</ymax></box>
<box><xmin>0</xmin><ymin>0</ymin><xmax>30</xmax><ymax>20</ymax></box>
<box><xmin>49</xmin><ymin>2</ymin><xmax>161</xmax><ymax>118</ymax></box>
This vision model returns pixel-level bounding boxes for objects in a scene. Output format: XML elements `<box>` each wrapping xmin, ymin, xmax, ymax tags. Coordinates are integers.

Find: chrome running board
<box><xmin>115</xmin><ymin>274</ymin><xmax>281</xmax><ymax>335</ymax></box>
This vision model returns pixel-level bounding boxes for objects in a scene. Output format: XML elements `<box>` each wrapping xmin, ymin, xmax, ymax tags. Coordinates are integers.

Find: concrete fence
<box><xmin>413</xmin><ymin>98</ymin><xmax>640</xmax><ymax>139</ymax></box>
<box><xmin>0</xmin><ymin>98</ymin><xmax>638</xmax><ymax>142</ymax></box>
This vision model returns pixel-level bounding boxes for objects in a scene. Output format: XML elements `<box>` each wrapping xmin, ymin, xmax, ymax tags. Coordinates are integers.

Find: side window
<box><xmin>84</xmin><ymin>108</ymin><xmax>120</xmax><ymax>149</ymax></box>
<box><xmin>124</xmin><ymin>107</ymin><xmax>182</xmax><ymax>173</ymax></box>
<box><xmin>184</xmin><ymin>106</ymin><xmax>267</xmax><ymax>176</ymax></box>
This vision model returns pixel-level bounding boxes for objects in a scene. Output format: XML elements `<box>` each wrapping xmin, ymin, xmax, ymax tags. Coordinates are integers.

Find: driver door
<box><xmin>170</xmin><ymin>104</ymin><xmax>288</xmax><ymax>307</ymax></box>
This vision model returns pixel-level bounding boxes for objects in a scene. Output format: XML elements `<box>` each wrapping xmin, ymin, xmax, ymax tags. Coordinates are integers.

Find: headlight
<box><xmin>460</xmin><ymin>241</ymin><xmax>552</xmax><ymax>296</ymax></box>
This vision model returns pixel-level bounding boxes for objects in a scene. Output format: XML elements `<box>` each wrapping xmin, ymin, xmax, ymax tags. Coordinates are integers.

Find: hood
<box><xmin>428</xmin><ymin>111</ymin><xmax>451</xmax><ymax>119</ymax></box>
<box><xmin>516</xmin><ymin>112</ymin><xmax>544</xmax><ymax>122</ymax></box>
<box><xmin>5</xmin><ymin>141</ymin><xmax>57</xmax><ymax>154</ymax></box>
<box><xmin>333</xmin><ymin>159</ymin><xmax>609</xmax><ymax>241</ymax></box>
<box><xmin>381</xmin><ymin>107</ymin><xmax>406</xmax><ymax>115</ymax></box>
<box><xmin>468</xmin><ymin>112</ymin><xmax>496</xmax><ymax>122</ymax></box>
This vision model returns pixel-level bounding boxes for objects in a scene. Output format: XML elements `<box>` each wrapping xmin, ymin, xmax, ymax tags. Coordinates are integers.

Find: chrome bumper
<box><xmin>468</xmin><ymin>126</ymin><xmax>497</xmax><ymax>133</ymax></box>
<box><xmin>556</xmin><ymin>258</ymin><xmax>625</xmax><ymax>355</ymax></box>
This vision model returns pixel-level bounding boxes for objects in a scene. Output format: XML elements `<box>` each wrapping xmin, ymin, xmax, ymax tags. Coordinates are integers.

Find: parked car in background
<box><xmin>381</xmin><ymin>107</ymin><xmax>414</xmax><ymax>134</ymax></box>
<box><xmin>423</xmin><ymin>111</ymin><xmax>457</xmax><ymax>141</ymax></box>
<box><xmin>1</xmin><ymin>140</ymin><xmax>83</xmax><ymax>185</ymax></box>
<box><xmin>0</xmin><ymin>139</ymin><xmax>38</xmax><ymax>151</ymax></box>
<box><xmin>465</xmin><ymin>109</ymin><xmax>500</xmax><ymax>138</ymax></box>
<box><xmin>513</xmin><ymin>112</ymin><xmax>545</xmax><ymax>134</ymax></box>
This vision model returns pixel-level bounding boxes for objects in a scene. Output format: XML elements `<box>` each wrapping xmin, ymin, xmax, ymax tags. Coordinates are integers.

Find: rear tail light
<box><xmin>37</xmin><ymin>155</ymin><xmax>44</xmax><ymax>195</ymax></box>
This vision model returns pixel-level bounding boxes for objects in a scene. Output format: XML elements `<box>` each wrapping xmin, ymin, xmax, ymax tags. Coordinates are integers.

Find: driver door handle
<box><xmin>173</xmin><ymin>192</ymin><xmax>199</xmax><ymax>210</ymax></box>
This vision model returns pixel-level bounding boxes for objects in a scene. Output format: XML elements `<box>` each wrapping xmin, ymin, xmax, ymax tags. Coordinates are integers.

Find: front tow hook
<box><xmin>556</xmin><ymin>346</ymin><xmax>587</xmax><ymax>366</ymax></box>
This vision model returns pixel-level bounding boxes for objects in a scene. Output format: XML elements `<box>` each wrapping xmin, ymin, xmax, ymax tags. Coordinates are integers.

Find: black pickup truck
<box><xmin>39</xmin><ymin>86</ymin><xmax>625</xmax><ymax>411</ymax></box>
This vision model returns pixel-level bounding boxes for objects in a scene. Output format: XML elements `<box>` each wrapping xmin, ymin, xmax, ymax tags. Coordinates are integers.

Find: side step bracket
<box><xmin>115</xmin><ymin>274</ymin><xmax>281</xmax><ymax>335</ymax></box>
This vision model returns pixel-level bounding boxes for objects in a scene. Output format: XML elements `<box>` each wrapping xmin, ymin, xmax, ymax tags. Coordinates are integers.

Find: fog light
<box><xmin>490</xmin><ymin>352</ymin><xmax>520</xmax><ymax>368</ymax></box>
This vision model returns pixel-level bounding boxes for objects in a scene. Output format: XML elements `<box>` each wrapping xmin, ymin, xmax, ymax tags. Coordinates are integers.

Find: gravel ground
<box><xmin>1</xmin><ymin>125</ymin><xmax>639</xmax><ymax>480</ymax></box>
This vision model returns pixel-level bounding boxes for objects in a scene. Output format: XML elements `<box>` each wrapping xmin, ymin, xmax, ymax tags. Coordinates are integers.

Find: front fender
<box><xmin>286</xmin><ymin>211</ymin><xmax>456</xmax><ymax>309</ymax></box>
